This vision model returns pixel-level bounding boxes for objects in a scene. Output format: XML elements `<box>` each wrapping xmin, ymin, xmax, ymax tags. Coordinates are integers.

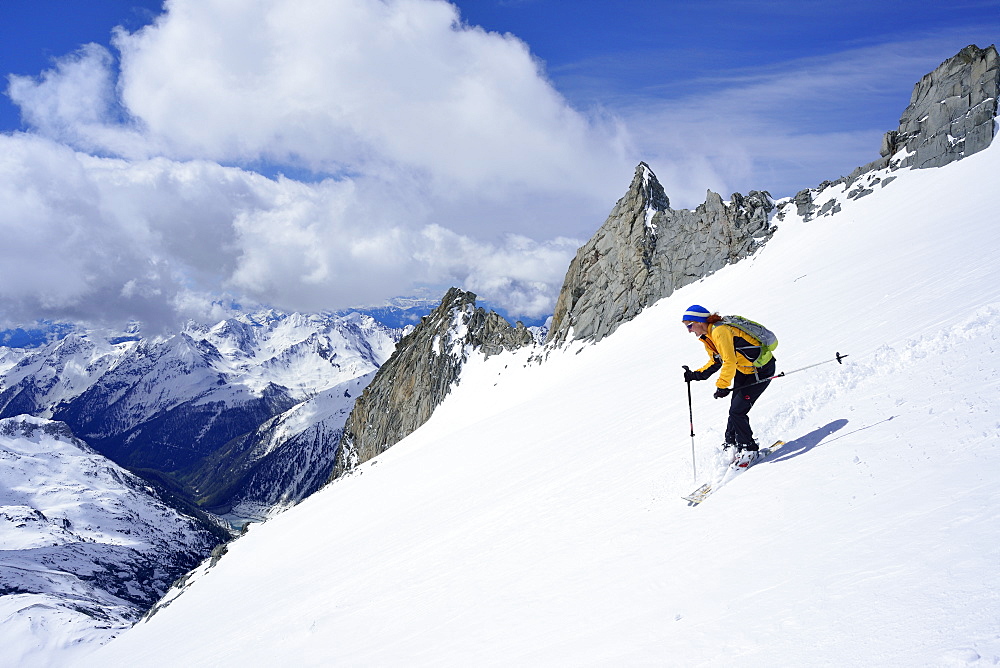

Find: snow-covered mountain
<box><xmin>183</xmin><ymin>371</ymin><xmax>376</xmax><ymax>522</ymax></box>
<box><xmin>0</xmin><ymin>310</ymin><xmax>401</xmax><ymax>520</ymax></box>
<box><xmin>76</xmin><ymin>86</ymin><xmax>1000</xmax><ymax>668</ymax></box>
<box><xmin>333</xmin><ymin>287</ymin><xmax>536</xmax><ymax>480</ymax></box>
<box><xmin>0</xmin><ymin>415</ymin><xmax>222</xmax><ymax>668</ymax></box>
<box><xmin>0</xmin><ymin>333</ymin><xmax>131</xmax><ymax>419</ymax></box>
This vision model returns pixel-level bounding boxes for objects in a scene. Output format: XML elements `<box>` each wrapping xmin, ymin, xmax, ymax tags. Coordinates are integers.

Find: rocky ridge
<box><xmin>331</xmin><ymin>288</ymin><xmax>533</xmax><ymax>478</ymax></box>
<box><xmin>789</xmin><ymin>44</ymin><xmax>998</xmax><ymax>222</ymax></box>
<box><xmin>547</xmin><ymin>44</ymin><xmax>998</xmax><ymax>345</ymax></box>
<box><xmin>546</xmin><ymin>164</ymin><xmax>774</xmax><ymax>345</ymax></box>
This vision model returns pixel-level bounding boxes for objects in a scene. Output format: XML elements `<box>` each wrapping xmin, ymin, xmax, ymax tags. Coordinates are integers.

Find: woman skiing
<box><xmin>681</xmin><ymin>305</ymin><xmax>776</xmax><ymax>468</ymax></box>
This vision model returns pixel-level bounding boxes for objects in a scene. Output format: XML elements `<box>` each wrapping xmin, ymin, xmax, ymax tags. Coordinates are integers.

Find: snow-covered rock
<box><xmin>333</xmin><ymin>288</ymin><xmax>533</xmax><ymax>478</ymax></box>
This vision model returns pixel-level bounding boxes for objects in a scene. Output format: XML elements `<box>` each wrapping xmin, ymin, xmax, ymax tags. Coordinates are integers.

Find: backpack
<box><xmin>721</xmin><ymin>315</ymin><xmax>778</xmax><ymax>367</ymax></box>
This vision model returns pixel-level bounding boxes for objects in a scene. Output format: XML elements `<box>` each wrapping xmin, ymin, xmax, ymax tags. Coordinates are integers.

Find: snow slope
<box><xmin>79</xmin><ymin>133</ymin><xmax>1000</xmax><ymax>666</ymax></box>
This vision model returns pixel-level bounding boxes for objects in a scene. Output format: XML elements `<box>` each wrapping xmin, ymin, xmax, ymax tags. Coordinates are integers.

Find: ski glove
<box><xmin>683</xmin><ymin>367</ymin><xmax>712</xmax><ymax>382</ymax></box>
<box><xmin>713</xmin><ymin>387</ymin><xmax>731</xmax><ymax>399</ymax></box>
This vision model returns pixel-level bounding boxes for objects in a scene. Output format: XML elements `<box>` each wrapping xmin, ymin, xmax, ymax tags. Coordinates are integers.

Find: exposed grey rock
<box><xmin>879</xmin><ymin>130</ymin><xmax>899</xmax><ymax>158</ymax></box>
<box><xmin>331</xmin><ymin>288</ymin><xmax>533</xmax><ymax>478</ymax></box>
<box><xmin>783</xmin><ymin>44</ymin><xmax>999</xmax><ymax>223</ymax></box>
<box><xmin>546</xmin><ymin>163</ymin><xmax>774</xmax><ymax>345</ymax></box>
<box><xmin>793</xmin><ymin>188</ymin><xmax>814</xmax><ymax>218</ymax></box>
<box><xmin>817</xmin><ymin>200</ymin><xmax>841</xmax><ymax>216</ymax></box>
<box><xmin>891</xmin><ymin>44</ymin><xmax>999</xmax><ymax>169</ymax></box>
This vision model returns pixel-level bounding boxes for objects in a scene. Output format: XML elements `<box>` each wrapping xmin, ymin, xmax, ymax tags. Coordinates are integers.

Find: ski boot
<box><xmin>732</xmin><ymin>442</ymin><xmax>760</xmax><ymax>469</ymax></box>
<box><xmin>720</xmin><ymin>442</ymin><xmax>738</xmax><ymax>466</ymax></box>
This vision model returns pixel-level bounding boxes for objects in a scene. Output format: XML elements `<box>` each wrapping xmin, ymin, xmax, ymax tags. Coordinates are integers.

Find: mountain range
<box><xmin>1</xmin><ymin>310</ymin><xmax>403</xmax><ymax>520</ymax></box>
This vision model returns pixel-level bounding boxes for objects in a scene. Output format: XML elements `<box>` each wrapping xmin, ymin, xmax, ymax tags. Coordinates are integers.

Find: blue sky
<box><xmin>7</xmin><ymin>2</ymin><xmax>997</xmax><ymax>138</ymax></box>
<box><xmin>0</xmin><ymin>0</ymin><xmax>998</xmax><ymax>330</ymax></box>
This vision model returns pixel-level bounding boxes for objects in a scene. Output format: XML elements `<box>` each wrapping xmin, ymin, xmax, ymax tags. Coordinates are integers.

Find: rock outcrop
<box><xmin>546</xmin><ymin>163</ymin><xmax>774</xmax><ymax>345</ymax></box>
<box><xmin>790</xmin><ymin>44</ymin><xmax>999</xmax><ymax>222</ymax></box>
<box><xmin>331</xmin><ymin>288</ymin><xmax>533</xmax><ymax>478</ymax></box>
<box><xmin>884</xmin><ymin>44</ymin><xmax>998</xmax><ymax>169</ymax></box>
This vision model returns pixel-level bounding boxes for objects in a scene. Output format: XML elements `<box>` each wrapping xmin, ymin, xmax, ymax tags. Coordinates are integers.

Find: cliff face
<box><xmin>794</xmin><ymin>44</ymin><xmax>999</xmax><ymax>221</ymax></box>
<box><xmin>331</xmin><ymin>288</ymin><xmax>533</xmax><ymax>478</ymax></box>
<box><xmin>547</xmin><ymin>163</ymin><xmax>773</xmax><ymax>345</ymax></box>
<box><xmin>884</xmin><ymin>44</ymin><xmax>999</xmax><ymax>169</ymax></box>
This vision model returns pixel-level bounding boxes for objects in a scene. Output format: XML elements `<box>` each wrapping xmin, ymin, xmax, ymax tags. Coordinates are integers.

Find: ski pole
<box><xmin>682</xmin><ymin>366</ymin><xmax>696</xmax><ymax>481</ymax></box>
<box><xmin>747</xmin><ymin>352</ymin><xmax>849</xmax><ymax>388</ymax></box>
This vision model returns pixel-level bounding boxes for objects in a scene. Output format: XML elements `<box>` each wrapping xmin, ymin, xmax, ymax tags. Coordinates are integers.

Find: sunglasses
<box><xmin>685</xmin><ymin>322</ymin><xmax>696</xmax><ymax>331</ymax></box>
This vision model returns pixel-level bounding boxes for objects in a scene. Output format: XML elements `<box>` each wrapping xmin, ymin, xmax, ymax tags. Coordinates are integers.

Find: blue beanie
<box><xmin>682</xmin><ymin>305</ymin><xmax>711</xmax><ymax>322</ymax></box>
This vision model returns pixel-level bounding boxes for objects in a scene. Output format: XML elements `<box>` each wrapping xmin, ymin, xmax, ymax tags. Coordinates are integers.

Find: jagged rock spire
<box><xmin>547</xmin><ymin>164</ymin><xmax>773</xmax><ymax>346</ymax></box>
<box><xmin>792</xmin><ymin>44</ymin><xmax>999</xmax><ymax>222</ymax></box>
<box><xmin>331</xmin><ymin>288</ymin><xmax>532</xmax><ymax>478</ymax></box>
<box><xmin>883</xmin><ymin>44</ymin><xmax>999</xmax><ymax>169</ymax></box>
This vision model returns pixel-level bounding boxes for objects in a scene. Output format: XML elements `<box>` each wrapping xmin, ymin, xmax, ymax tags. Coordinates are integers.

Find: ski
<box><xmin>738</xmin><ymin>439</ymin><xmax>785</xmax><ymax>473</ymax></box>
<box><xmin>682</xmin><ymin>482</ymin><xmax>713</xmax><ymax>504</ymax></box>
<box><xmin>683</xmin><ymin>440</ymin><xmax>785</xmax><ymax>506</ymax></box>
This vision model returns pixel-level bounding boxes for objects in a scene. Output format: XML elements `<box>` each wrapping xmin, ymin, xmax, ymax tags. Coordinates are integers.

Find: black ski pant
<box><xmin>725</xmin><ymin>358</ymin><xmax>776</xmax><ymax>449</ymax></box>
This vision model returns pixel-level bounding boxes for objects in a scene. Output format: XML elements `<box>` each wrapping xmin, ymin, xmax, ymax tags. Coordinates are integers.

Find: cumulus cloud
<box><xmin>0</xmin><ymin>133</ymin><xmax>261</xmax><ymax>329</ymax></box>
<box><xmin>2</xmin><ymin>0</ymin><xmax>637</xmax><ymax>329</ymax></box>
<box><xmin>106</xmin><ymin>0</ymin><xmax>627</xmax><ymax>194</ymax></box>
<box><xmin>413</xmin><ymin>226</ymin><xmax>580</xmax><ymax>317</ymax></box>
<box><xmin>0</xmin><ymin>131</ymin><xmax>584</xmax><ymax>330</ymax></box>
<box><xmin>7</xmin><ymin>43</ymin><xmax>150</xmax><ymax>158</ymax></box>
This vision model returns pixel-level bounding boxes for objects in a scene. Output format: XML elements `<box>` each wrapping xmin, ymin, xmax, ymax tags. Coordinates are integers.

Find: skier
<box><xmin>681</xmin><ymin>305</ymin><xmax>776</xmax><ymax>468</ymax></box>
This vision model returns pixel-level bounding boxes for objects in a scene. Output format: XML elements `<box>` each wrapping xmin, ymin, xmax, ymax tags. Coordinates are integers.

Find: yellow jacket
<box><xmin>696</xmin><ymin>323</ymin><xmax>762</xmax><ymax>389</ymax></box>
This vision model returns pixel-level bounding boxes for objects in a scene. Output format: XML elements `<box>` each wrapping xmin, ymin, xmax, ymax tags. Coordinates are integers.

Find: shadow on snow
<box><xmin>769</xmin><ymin>415</ymin><xmax>897</xmax><ymax>464</ymax></box>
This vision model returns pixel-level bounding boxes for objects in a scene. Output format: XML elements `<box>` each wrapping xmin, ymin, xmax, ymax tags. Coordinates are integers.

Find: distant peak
<box><xmin>631</xmin><ymin>162</ymin><xmax>670</xmax><ymax>212</ymax></box>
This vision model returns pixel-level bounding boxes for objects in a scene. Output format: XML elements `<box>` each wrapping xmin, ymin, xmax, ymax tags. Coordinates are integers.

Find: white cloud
<box><xmin>413</xmin><ymin>226</ymin><xmax>580</xmax><ymax>317</ymax></box>
<box><xmin>7</xmin><ymin>44</ymin><xmax>116</xmax><ymax>139</ymax></box>
<box><xmin>106</xmin><ymin>0</ymin><xmax>627</xmax><ymax>194</ymax></box>
<box><xmin>0</xmin><ymin>134</ymin><xmax>258</xmax><ymax>329</ymax></box>
<box><xmin>7</xmin><ymin>43</ymin><xmax>151</xmax><ymax>158</ymax></box>
<box><xmin>2</xmin><ymin>0</ymin><xmax>634</xmax><ymax>328</ymax></box>
<box><xmin>0</xmin><ymin>132</ymin><xmax>585</xmax><ymax>330</ymax></box>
